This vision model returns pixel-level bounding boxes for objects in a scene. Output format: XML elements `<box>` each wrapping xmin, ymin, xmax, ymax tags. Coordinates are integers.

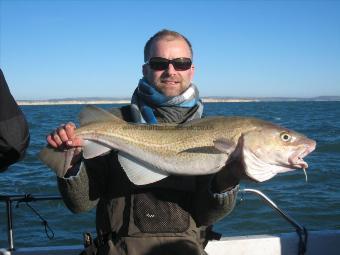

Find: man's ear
<box><xmin>142</xmin><ymin>64</ymin><xmax>148</xmax><ymax>77</ymax></box>
<box><xmin>190</xmin><ymin>64</ymin><xmax>195</xmax><ymax>82</ymax></box>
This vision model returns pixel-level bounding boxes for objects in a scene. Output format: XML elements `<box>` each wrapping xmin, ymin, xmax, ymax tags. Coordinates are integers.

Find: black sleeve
<box><xmin>0</xmin><ymin>69</ymin><xmax>30</xmax><ymax>172</ymax></box>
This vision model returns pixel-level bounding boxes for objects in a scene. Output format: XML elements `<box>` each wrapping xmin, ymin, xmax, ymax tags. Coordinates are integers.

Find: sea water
<box><xmin>0</xmin><ymin>101</ymin><xmax>339</xmax><ymax>248</ymax></box>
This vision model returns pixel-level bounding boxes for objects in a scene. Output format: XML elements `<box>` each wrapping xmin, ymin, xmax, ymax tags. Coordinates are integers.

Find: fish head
<box><xmin>241</xmin><ymin>122</ymin><xmax>316</xmax><ymax>182</ymax></box>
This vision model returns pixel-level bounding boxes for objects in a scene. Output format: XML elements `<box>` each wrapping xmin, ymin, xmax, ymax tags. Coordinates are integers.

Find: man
<box><xmin>46</xmin><ymin>30</ymin><xmax>241</xmax><ymax>255</ymax></box>
<box><xmin>0</xmin><ymin>68</ymin><xmax>30</xmax><ymax>172</ymax></box>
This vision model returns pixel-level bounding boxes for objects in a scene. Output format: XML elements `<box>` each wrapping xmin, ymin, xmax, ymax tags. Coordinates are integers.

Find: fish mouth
<box><xmin>289</xmin><ymin>142</ymin><xmax>316</xmax><ymax>169</ymax></box>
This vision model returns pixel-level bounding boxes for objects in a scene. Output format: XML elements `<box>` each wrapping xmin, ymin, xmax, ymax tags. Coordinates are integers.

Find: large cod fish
<box><xmin>39</xmin><ymin>105</ymin><xmax>316</xmax><ymax>185</ymax></box>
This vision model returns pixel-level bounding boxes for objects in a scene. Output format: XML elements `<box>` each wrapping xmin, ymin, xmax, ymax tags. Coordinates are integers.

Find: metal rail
<box><xmin>0</xmin><ymin>194</ymin><xmax>62</xmax><ymax>251</ymax></box>
<box><xmin>1</xmin><ymin>189</ymin><xmax>308</xmax><ymax>254</ymax></box>
<box><xmin>241</xmin><ymin>189</ymin><xmax>308</xmax><ymax>255</ymax></box>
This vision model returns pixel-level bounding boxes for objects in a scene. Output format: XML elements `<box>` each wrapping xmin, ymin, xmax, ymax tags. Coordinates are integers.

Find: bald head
<box><xmin>144</xmin><ymin>29</ymin><xmax>193</xmax><ymax>62</ymax></box>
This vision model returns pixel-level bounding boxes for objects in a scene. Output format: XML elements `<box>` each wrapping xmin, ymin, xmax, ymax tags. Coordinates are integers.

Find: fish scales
<box><xmin>39</xmin><ymin>105</ymin><xmax>316</xmax><ymax>185</ymax></box>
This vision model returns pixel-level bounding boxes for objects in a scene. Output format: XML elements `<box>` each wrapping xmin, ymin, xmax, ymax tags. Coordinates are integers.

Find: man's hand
<box><xmin>46</xmin><ymin>122</ymin><xmax>84</xmax><ymax>150</ymax></box>
<box><xmin>211</xmin><ymin>160</ymin><xmax>253</xmax><ymax>193</ymax></box>
<box><xmin>46</xmin><ymin>122</ymin><xmax>85</xmax><ymax>173</ymax></box>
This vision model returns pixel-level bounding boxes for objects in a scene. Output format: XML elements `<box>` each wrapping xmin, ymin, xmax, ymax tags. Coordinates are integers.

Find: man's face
<box><xmin>143</xmin><ymin>38</ymin><xmax>195</xmax><ymax>97</ymax></box>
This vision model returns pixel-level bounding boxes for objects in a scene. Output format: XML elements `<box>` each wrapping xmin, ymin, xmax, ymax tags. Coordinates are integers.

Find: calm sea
<box><xmin>1</xmin><ymin>101</ymin><xmax>339</xmax><ymax>248</ymax></box>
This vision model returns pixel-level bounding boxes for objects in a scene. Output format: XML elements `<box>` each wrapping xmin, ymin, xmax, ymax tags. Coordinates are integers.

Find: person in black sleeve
<box><xmin>0</xmin><ymin>68</ymin><xmax>30</xmax><ymax>172</ymax></box>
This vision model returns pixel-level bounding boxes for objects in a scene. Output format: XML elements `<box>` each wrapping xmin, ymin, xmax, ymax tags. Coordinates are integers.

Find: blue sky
<box><xmin>1</xmin><ymin>0</ymin><xmax>339</xmax><ymax>100</ymax></box>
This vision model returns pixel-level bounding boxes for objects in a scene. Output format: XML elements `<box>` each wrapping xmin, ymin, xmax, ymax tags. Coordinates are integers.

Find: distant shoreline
<box><xmin>16</xmin><ymin>97</ymin><xmax>339</xmax><ymax>106</ymax></box>
<box><xmin>17</xmin><ymin>98</ymin><xmax>258</xmax><ymax>105</ymax></box>
<box><xmin>17</xmin><ymin>100</ymin><xmax>132</xmax><ymax>106</ymax></box>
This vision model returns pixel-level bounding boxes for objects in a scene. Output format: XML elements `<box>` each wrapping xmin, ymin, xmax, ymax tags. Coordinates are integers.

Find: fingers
<box><xmin>70</xmin><ymin>137</ymin><xmax>84</xmax><ymax>147</ymax></box>
<box><xmin>46</xmin><ymin>134</ymin><xmax>58</xmax><ymax>148</ymax></box>
<box><xmin>57</xmin><ymin>124</ymin><xmax>69</xmax><ymax>143</ymax></box>
<box><xmin>46</xmin><ymin>122</ymin><xmax>83</xmax><ymax>149</ymax></box>
<box><xmin>65</xmin><ymin>122</ymin><xmax>84</xmax><ymax>147</ymax></box>
<box><xmin>65</xmin><ymin>122</ymin><xmax>76</xmax><ymax>138</ymax></box>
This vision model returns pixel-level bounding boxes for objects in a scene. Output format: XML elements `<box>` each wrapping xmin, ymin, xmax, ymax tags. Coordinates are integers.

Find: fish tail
<box><xmin>38</xmin><ymin>146</ymin><xmax>76</xmax><ymax>178</ymax></box>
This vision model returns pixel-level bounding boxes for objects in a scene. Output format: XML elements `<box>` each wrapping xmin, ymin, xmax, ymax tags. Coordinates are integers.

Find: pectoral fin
<box><xmin>213</xmin><ymin>138</ymin><xmax>236</xmax><ymax>155</ymax></box>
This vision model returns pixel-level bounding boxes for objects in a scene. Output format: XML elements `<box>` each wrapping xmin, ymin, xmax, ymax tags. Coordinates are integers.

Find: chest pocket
<box><xmin>133</xmin><ymin>191</ymin><xmax>190</xmax><ymax>233</ymax></box>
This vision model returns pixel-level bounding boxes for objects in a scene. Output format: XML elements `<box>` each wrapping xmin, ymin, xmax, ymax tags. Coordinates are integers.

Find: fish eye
<box><xmin>280</xmin><ymin>132</ymin><xmax>292</xmax><ymax>142</ymax></box>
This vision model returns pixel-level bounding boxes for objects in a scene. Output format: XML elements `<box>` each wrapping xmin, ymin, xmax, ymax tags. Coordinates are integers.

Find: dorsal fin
<box><xmin>79</xmin><ymin>105</ymin><xmax>125</xmax><ymax>126</ymax></box>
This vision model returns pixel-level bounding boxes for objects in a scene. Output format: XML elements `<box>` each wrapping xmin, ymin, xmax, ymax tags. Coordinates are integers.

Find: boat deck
<box><xmin>1</xmin><ymin>230</ymin><xmax>339</xmax><ymax>255</ymax></box>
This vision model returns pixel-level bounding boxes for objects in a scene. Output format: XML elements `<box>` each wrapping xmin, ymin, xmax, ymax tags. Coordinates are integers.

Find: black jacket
<box><xmin>0</xmin><ymin>69</ymin><xmax>30</xmax><ymax>172</ymax></box>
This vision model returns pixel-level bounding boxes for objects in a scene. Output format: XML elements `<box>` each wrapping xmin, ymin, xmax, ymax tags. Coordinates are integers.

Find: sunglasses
<box><xmin>146</xmin><ymin>57</ymin><xmax>192</xmax><ymax>71</ymax></box>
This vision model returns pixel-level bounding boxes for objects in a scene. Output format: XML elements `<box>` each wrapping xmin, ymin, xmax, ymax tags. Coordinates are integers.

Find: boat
<box><xmin>1</xmin><ymin>189</ymin><xmax>339</xmax><ymax>255</ymax></box>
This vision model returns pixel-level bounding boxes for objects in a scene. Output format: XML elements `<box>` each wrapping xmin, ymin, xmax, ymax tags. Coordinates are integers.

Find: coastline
<box><xmin>17</xmin><ymin>98</ymin><xmax>258</xmax><ymax>106</ymax></box>
<box><xmin>17</xmin><ymin>100</ymin><xmax>132</xmax><ymax>106</ymax></box>
<box><xmin>16</xmin><ymin>96</ymin><xmax>339</xmax><ymax>106</ymax></box>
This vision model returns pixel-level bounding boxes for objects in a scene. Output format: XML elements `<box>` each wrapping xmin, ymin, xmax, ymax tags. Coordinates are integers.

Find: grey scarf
<box><xmin>130</xmin><ymin>79</ymin><xmax>204</xmax><ymax>124</ymax></box>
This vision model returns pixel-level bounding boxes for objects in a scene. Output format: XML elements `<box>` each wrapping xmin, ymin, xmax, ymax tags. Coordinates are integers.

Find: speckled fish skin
<box><xmin>39</xmin><ymin>106</ymin><xmax>316</xmax><ymax>184</ymax></box>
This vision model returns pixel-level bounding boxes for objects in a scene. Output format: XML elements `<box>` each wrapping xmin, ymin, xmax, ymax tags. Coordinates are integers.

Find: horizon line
<box><xmin>16</xmin><ymin>96</ymin><xmax>340</xmax><ymax>106</ymax></box>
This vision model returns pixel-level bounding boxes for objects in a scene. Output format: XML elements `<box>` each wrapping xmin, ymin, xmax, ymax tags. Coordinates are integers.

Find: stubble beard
<box><xmin>156</xmin><ymin>75</ymin><xmax>189</xmax><ymax>97</ymax></box>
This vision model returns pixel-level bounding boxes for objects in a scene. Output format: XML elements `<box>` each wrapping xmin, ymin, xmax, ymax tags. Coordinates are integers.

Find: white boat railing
<box><xmin>1</xmin><ymin>189</ymin><xmax>308</xmax><ymax>254</ymax></box>
<box><xmin>241</xmin><ymin>189</ymin><xmax>307</xmax><ymax>255</ymax></box>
